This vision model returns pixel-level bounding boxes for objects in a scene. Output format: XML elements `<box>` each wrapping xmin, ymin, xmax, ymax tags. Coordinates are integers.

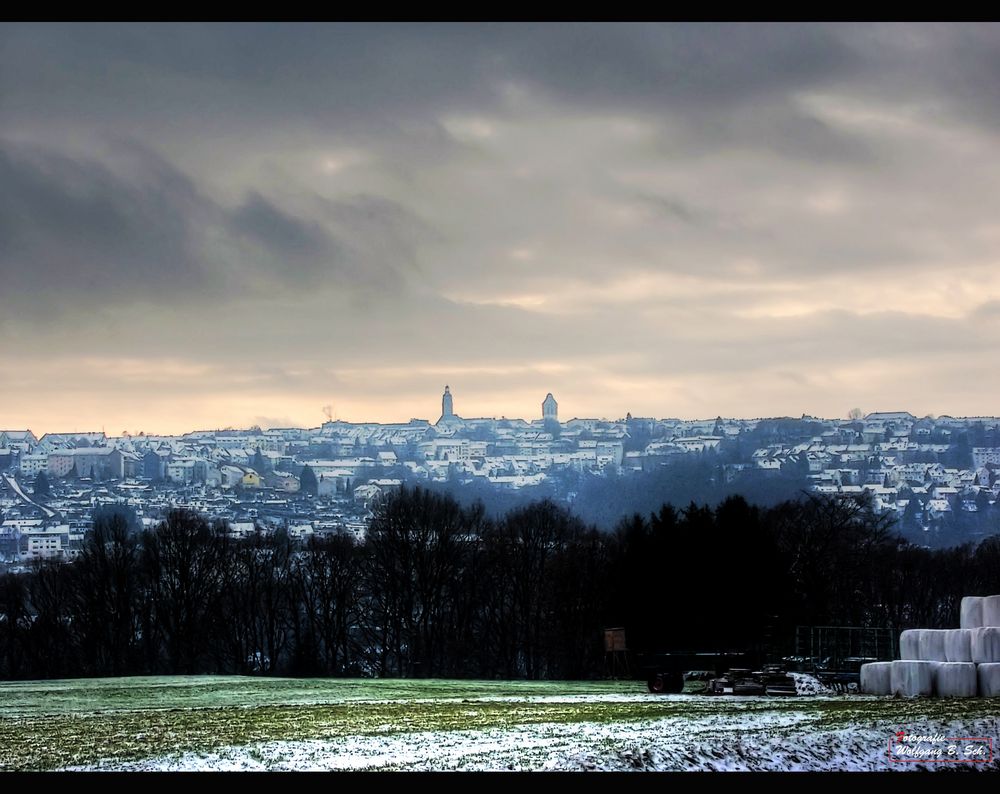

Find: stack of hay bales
<box><xmin>861</xmin><ymin>595</ymin><xmax>1000</xmax><ymax>697</ymax></box>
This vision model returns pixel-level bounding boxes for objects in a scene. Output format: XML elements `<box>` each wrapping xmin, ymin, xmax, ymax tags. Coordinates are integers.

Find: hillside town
<box><xmin>2</xmin><ymin>388</ymin><xmax>1000</xmax><ymax>570</ymax></box>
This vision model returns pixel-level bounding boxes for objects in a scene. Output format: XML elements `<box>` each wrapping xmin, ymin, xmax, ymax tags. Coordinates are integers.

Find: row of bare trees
<box><xmin>2</xmin><ymin>488</ymin><xmax>1000</xmax><ymax>680</ymax></box>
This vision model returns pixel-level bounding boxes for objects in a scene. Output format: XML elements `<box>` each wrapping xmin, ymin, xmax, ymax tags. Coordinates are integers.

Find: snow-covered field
<box><xmin>0</xmin><ymin>676</ymin><xmax>996</xmax><ymax>771</ymax></box>
<box><xmin>80</xmin><ymin>703</ymin><xmax>999</xmax><ymax>772</ymax></box>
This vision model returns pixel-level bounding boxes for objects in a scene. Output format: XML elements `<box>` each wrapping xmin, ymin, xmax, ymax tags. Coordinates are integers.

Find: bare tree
<box><xmin>71</xmin><ymin>514</ymin><xmax>140</xmax><ymax>675</ymax></box>
<box><xmin>141</xmin><ymin>510</ymin><xmax>226</xmax><ymax>674</ymax></box>
<box><xmin>362</xmin><ymin>487</ymin><xmax>473</xmax><ymax>677</ymax></box>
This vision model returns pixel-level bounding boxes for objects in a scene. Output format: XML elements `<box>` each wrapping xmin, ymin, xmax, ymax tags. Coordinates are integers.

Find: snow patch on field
<box><xmin>788</xmin><ymin>673</ymin><xmax>834</xmax><ymax>696</ymax></box>
<box><xmin>471</xmin><ymin>693</ymin><xmax>669</xmax><ymax>704</ymax></box>
<box><xmin>549</xmin><ymin>717</ymin><xmax>1000</xmax><ymax>771</ymax></box>
<box><xmin>69</xmin><ymin>710</ymin><xmax>1000</xmax><ymax>772</ymax></box>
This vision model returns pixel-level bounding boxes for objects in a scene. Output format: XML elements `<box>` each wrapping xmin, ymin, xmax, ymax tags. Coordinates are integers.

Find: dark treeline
<box><xmin>1</xmin><ymin>487</ymin><xmax>999</xmax><ymax>681</ymax></box>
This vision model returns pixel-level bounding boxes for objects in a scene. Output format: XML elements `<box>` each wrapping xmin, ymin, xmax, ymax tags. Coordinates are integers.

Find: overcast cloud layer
<box><xmin>2</xmin><ymin>23</ymin><xmax>1000</xmax><ymax>434</ymax></box>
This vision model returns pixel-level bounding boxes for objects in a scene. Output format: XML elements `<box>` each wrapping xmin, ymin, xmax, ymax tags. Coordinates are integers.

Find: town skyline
<box><xmin>2</xmin><ymin>384</ymin><xmax>997</xmax><ymax>439</ymax></box>
<box><xmin>5</xmin><ymin>406</ymin><xmax>999</xmax><ymax>562</ymax></box>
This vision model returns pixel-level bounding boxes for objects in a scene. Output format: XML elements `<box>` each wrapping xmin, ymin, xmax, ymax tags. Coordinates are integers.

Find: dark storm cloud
<box><xmin>3</xmin><ymin>23</ymin><xmax>1000</xmax><ymax>430</ymax></box>
<box><xmin>0</xmin><ymin>138</ymin><xmax>424</xmax><ymax>319</ymax></box>
<box><xmin>1</xmin><ymin>23</ymin><xmax>997</xmax><ymax>143</ymax></box>
<box><xmin>319</xmin><ymin>194</ymin><xmax>438</xmax><ymax>278</ymax></box>
<box><xmin>0</xmin><ymin>23</ymin><xmax>883</xmax><ymax>150</ymax></box>
<box><xmin>0</xmin><ymin>141</ymin><xmax>211</xmax><ymax>306</ymax></box>
<box><xmin>630</xmin><ymin>192</ymin><xmax>706</xmax><ymax>225</ymax></box>
<box><xmin>229</xmin><ymin>192</ymin><xmax>333</xmax><ymax>259</ymax></box>
<box><xmin>0</xmin><ymin>23</ymin><xmax>503</xmax><ymax>134</ymax></box>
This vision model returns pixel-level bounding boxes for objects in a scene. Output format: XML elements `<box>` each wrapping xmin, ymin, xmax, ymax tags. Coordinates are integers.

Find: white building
<box><xmin>972</xmin><ymin>448</ymin><xmax>1000</xmax><ymax>468</ymax></box>
<box><xmin>18</xmin><ymin>454</ymin><xmax>48</xmax><ymax>477</ymax></box>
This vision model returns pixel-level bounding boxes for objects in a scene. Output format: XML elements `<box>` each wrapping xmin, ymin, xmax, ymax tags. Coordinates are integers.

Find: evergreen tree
<box><xmin>300</xmin><ymin>464</ymin><xmax>318</xmax><ymax>496</ymax></box>
<box><xmin>33</xmin><ymin>470</ymin><xmax>50</xmax><ymax>498</ymax></box>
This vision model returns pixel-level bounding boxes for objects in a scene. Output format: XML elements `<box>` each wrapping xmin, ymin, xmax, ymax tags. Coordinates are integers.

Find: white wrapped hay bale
<box><xmin>918</xmin><ymin>629</ymin><xmax>948</xmax><ymax>662</ymax></box>
<box><xmin>978</xmin><ymin>663</ymin><xmax>1000</xmax><ymax>697</ymax></box>
<box><xmin>962</xmin><ymin>596</ymin><xmax>984</xmax><ymax>630</ymax></box>
<box><xmin>944</xmin><ymin>629</ymin><xmax>974</xmax><ymax>663</ymax></box>
<box><xmin>899</xmin><ymin>629</ymin><xmax>922</xmax><ymax>660</ymax></box>
<box><xmin>860</xmin><ymin>662</ymin><xmax>892</xmax><ymax>695</ymax></box>
<box><xmin>982</xmin><ymin>595</ymin><xmax>1000</xmax><ymax>627</ymax></box>
<box><xmin>971</xmin><ymin>627</ymin><xmax>1000</xmax><ymax>664</ymax></box>
<box><xmin>890</xmin><ymin>660</ymin><xmax>935</xmax><ymax>697</ymax></box>
<box><xmin>933</xmin><ymin>662</ymin><xmax>977</xmax><ymax>698</ymax></box>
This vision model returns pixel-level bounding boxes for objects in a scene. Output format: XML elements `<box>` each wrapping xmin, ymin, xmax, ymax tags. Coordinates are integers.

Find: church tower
<box><xmin>441</xmin><ymin>385</ymin><xmax>454</xmax><ymax>420</ymax></box>
<box><xmin>542</xmin><ymin>392</ymin><xmax>558</xmax><ymax>422</ymax></box>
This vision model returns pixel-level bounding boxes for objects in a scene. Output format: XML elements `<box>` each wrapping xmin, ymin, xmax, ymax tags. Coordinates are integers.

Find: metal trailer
<box><xmin>639</xmin><ymin>651</ymin><xmax>752</xmax><ymax>694</ymax></box>
<box><xmin>785</xmin><ymin>625</ymin><xmax>898</xmax><ymax>692</ymax></box>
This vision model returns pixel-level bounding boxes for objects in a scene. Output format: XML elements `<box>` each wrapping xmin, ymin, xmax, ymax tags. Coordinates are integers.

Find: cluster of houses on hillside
<box><xmin>744</xmin><ymin>411</ymin><xmax>1000</xmax><ymax>521</ymax></box>
<box><xmin>2</xmin><ymin>394</ymin><xmax>1000</xmax><ymax>568</ymax></box>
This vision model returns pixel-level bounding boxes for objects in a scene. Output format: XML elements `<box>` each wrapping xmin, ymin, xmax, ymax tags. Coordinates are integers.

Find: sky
<box><xmin>2</xmin><ymin>22</ymin><xmax>1000</xmax><ymax>435</ymax></box>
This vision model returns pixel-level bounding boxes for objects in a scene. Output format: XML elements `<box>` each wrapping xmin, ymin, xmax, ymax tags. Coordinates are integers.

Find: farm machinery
<box><xmin>638</xmin><ymin>627</ymin><xmax>896</xmax><ymax>696</ymax></box>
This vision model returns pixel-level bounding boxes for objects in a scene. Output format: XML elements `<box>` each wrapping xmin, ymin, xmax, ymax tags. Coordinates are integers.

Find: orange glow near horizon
<box><xmin>3</xmin><ymin>363</ymin><xmax>995</xmax><ymax>438</ymax></box>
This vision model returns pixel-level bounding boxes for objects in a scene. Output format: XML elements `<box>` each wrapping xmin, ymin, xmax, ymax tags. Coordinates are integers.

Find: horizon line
<box><xmin>8</xmin><ymin>409</ymin><xmax>999</xmax><ymax>440</ymax></box>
